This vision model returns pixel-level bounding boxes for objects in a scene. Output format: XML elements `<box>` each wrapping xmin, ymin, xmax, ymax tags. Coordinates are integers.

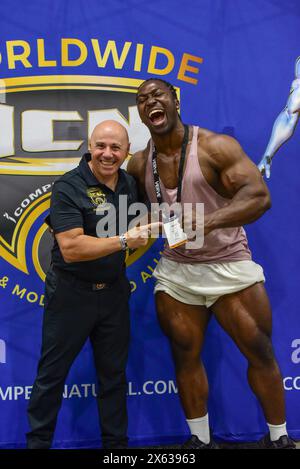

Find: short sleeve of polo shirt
<box><xmin>50</xmin><ymin>181</ymin><xmax>83</xmax><ymax>233</ymax></box>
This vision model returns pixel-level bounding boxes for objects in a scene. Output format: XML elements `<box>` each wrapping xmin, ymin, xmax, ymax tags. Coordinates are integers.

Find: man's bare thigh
<box><xmin>211</xmin><ymin>282</ymin><xmax>272</xmax><ymax>340</ymax></box>
<box><xmin>155</xmin><ymin>291</ymin><xmax>211</xmax><ymax>350</ymax></box>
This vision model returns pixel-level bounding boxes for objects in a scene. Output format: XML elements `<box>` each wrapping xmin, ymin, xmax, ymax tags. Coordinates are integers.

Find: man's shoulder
<box><xmin>52</xmin><ymin>166</ymin><xmax>82</xmax><ymax>192</ymax></box>
<box><xmin>197</xmin><ymin>127</ymin><xmax>233</xmax><ymax>147</ymax></box>
<box><xmin>120</xmin><ymin>169</ymin><xmax>139</xmax><ymax>202</ymax></box>
<box><xmin>197</xmin><ymin>127</ymin><xmax>242</xmax><ymax>157</ymax></box>
<box><xmin>131</xmin><ymin>146</ymin><xmax>149</xmax><ymax>163</ymax></box>
<box><xmin>127</xmin><ymin>143</ymin><xmax>150</xmax><ymax>179</ymax></box>
<box><xmin>120</xmin><ymin>168</ymin><xmax>137</xmax><ymax>187</ymax></box>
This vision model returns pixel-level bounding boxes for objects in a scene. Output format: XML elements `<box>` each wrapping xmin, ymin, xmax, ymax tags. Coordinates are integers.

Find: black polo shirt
<box><xmin>50</xmin><ymin>153</ymin><xmax>138</xmax><ymax>283</ymax></box>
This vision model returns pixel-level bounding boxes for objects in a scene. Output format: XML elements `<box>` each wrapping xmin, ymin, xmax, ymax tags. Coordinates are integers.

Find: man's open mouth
<box><xmin>100</xmin><ymin>160</ymin><xmax>116</xmax><ymax>167</ymax></box>
<box><xmin>148</xmin><ymin>109</ymin><xmax>166</xmax><ymax>125</ymax></box>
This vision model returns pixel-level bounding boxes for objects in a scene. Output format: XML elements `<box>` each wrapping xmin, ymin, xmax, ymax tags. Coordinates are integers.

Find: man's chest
<box><xmin>80</xmin><ymin>185</ymin><xmax>136</xmax><ymax>233</ymax></box>
<box><xmin>157</xmin><ymin>148</ymin><xmax>229</xmax><ymax>198</ymax></box>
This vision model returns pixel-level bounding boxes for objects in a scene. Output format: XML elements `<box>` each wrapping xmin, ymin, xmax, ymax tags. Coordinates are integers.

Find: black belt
<box><xmin>52</xmin><ymin>266</ymin><xmax>116</xmax><ymax>291</ymax></box>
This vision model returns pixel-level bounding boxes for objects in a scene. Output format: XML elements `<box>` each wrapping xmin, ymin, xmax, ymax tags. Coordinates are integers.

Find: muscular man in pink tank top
<box><xmin>127</xmin><ymin>79</ymin><xmax>294</xmax><ymax>449</ymax></box>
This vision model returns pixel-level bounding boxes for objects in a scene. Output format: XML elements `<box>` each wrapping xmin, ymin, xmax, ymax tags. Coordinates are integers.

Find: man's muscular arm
<box><xmin>126</xmin><ymin>149</ymin><xmax>152</xmax><ymax>226</ymax></box>
<box><xmin>205</xmin><ymin>135</ymin><xmax>271</xmax><ymax>234</ymax></box>
<box><xmin>56</xmin><ymin>223</ymin><xmax>159</xmax><ymax>263</ymax></box>
<box><xmin>126</xmin><ymin>148</ymin><xmax>148</xmax><ymax>202</ymax></box>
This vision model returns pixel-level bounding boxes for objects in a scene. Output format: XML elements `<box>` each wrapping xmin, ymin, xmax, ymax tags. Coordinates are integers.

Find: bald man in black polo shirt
<box><xmin>26</xmin><ymin>121</ymin><xmax>156</xmax><ymax>449</ymax></box>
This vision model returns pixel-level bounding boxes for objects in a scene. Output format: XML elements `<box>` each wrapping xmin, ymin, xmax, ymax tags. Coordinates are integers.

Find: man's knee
<box><xmin>241</xmin><ymin>328</ymin><xmax>275</xmax><ymax>366</ymax></box>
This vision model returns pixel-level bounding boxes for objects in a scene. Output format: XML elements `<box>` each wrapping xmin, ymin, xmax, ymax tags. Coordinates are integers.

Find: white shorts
<box><xmin>153</xmin><ymin>257</ymin><xmax>265</xmax><ymax>308</ymax></box>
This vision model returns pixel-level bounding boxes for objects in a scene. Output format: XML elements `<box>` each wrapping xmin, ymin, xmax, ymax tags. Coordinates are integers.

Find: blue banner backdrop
<box><xmin>0</xmin><ymin>0</ymin><xmax>299</xmax><ymax>448</ymax></box>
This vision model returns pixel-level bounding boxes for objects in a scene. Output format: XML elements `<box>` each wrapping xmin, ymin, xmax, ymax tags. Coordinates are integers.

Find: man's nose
<box><xmin>102</xmin><ymin>146</ymin><xmax>113</xmax><ymax>157</ymax></box>
<box><xmin>146</xmin><ymin>95</ymin><xmax>157</xmax><ymax>106</ymax></box>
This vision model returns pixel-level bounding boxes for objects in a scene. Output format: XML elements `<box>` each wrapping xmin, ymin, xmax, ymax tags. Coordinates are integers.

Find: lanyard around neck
<box><xmin>152</xmin><ymin>124</ymin><xmax>189</xmax><ymax>204</ymax></box>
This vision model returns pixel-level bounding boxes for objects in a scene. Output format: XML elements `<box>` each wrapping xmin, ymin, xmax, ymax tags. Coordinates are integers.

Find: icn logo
<box><xmin>0</xmin><ymin>339</ymin><xmax>6</xmax><ymax>364</ymax></box>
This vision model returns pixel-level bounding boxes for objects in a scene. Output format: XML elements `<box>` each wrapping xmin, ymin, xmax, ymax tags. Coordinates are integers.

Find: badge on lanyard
<box><xmin>152</xmin><ymin>124</ymin><xmax>189</xmax><ymax>249</ymax></box>
<box><xmin>163</xmin><ymin>213</ymin><xmax>187</xmax><ymax>249</ymax></box>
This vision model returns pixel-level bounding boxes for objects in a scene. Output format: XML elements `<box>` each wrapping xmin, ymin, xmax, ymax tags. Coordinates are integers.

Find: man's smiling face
<box><xmin>89</xmin><ymin>121</ymin><xmax>129</xmax><ymax>182</ymax></box>
<box><xmin>136</xmin><ymin>80</ymin><xmax>180</xmax><ymax>135</ymax></box>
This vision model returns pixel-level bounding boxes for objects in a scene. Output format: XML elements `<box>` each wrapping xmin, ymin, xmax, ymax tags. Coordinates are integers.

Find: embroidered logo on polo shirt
<box><xmin>87</xmin><ymin>187</ymin><xmax>107</xmax><ymax>207</ymax></box>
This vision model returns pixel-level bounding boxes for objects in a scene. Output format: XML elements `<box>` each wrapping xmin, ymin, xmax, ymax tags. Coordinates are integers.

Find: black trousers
<box><xmin>26</xmin><ymin>267</ymin><xmax>131</xmax><ymax>449</ymax></box>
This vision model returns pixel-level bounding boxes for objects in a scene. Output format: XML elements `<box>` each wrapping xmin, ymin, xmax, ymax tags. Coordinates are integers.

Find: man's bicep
<box><xmin>221</xmin><ymin>158</ymin><xmax>266</xmax><ymax>198</ymax></box>
<box><xmin>55</xmin><ymin>227</ymin><xmax>84</xmax><ymax>244</ymax></box>
<box><xmin>220</xmin><ymin>155</ymin><xmax>254</xmax><ymax>189</ymax></box>
<box><xmin>55</xmin><ymin>228</ymin><xmax>84</xmax><ymax>258</ymax></box>
<box><xmin>211</xmin><ymin>135</ymin><xmax>260</xmax><ymax>195</ymax></box>
<box><xmin>126</xmin><ymin>153</ymin><xmax>148</xmax><ymax>202</ymax></box>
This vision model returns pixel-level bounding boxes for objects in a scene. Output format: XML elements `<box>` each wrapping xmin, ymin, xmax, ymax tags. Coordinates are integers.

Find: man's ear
<box><xmin>88</xmin><ymin>139</ymin><xmax>91</xmax><ymax>151</ymax></box>
<box><xmin>176</xmin><ymin>99</ymin><xmax>180</xmax><ymax>110</ymax></box>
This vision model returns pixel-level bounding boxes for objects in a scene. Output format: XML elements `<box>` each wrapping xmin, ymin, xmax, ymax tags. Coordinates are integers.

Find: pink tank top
<box><xmin>145</xmin><ymin>126</ymin><xmax>252</xmax><ymax>263</ymax></box>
